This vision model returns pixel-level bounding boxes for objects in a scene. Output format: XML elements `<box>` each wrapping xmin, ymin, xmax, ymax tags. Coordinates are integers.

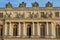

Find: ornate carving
<box><xmin>16</xmin><ymin>13</ymin><xmax>25</xmax><ymax>18</ymax></box>
<box><xmin>34</xmin><ymin>13</ymin><xmax>38</xmax><ymax>18</ymax></box>
<box><xmin>6</xmin><ymin>2</ymin><xmax>12</xmax><ymax>8</ymax></box>
<box><xmin>5</xmin><ymin>12</ymin><xmax>11</xmax><ymax>18</ymax></box>
<box><xmin>32</xmin><ymin>2</ymin><xmax>39</xmax><ymax>7</ymax></box>
<box><xmin>19</xmin><ymin>2</ymin><xmax>26</xmax><ymax>8</ymax></box>
<box><xmin>46</xmin><ymin>1</ymin><xmax>53</xmax><ymax>7</ymax></box>
<box><xmin>29</xmin><ymin>13</ymin><xmax>33</xmax><ymax>18</ymax></box>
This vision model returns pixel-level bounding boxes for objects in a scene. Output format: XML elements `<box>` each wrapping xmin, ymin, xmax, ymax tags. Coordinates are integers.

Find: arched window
<box><xmin>13</xmin><ymin>24</ymin><xmax>18</xmax><ymax>36</ymax></box>
<box><xmin>27</xmin><ymin>24</ymin><xmax>31</xmax><ymax>37</ymax></box>
<box><xmin>0</xmin><ymin>25</ymin><xmax>3</xmax><ymax>36</ymax></box>
<box><xmin>56</xmin><ymin>24</ymin><xmax>60</xmax><ymax>38</ymax></box>
<box><xmin>40</xmin><ymin>23</ymin><xmax>46</xmax><ymax>38</ymax></box>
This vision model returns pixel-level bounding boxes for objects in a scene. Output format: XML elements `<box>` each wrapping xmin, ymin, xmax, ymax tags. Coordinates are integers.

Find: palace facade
<box><xmin>0</xmin><ymin>1</ymin><xmax>60</xmax><ymax>40</ymax></box>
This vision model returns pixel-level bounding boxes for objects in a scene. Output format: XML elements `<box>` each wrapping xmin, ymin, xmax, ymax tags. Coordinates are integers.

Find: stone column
<box><xmin>37</xmin><ymin>22</ymin><xmax>40</xmax><ymax>37</ymax></box>
<box><xmin>4</xmin><ymin>22</ymin><xmax>8</xmax><ymax>36</ymax></box>
<box><xmin>23</xmin><ymin>22</ymin><xmax>27</xmax><ymax>37</ymax></box>
<box><xmin>46</xmin><ymin>22</ymin><xmax>49</xmax><ymax>38</ymax></box>
<box><xmin>9</xmin><ymin>22</ymin><xmax>13</xmax><ymax>37</ymax></box>
<box><xmin>51</xmin><ymin>22</ymin><xmax>56</xmax><ymax>38</ymax></box>
<box><xmin>32</xmin><ymin>22</ymin><xmax>35</xmax><ymax>37</ymax></box>
<box><xmin>18</xmin><ymin>22</ymin><xmax>21</xmax><ymax>37</ymax></box>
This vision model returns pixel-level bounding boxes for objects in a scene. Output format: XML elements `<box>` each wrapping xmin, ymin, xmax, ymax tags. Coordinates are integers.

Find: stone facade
<box><xmin>0</xmin><ymin>1</ymin><xmax>60</xmax><ymax>40</ymax></box>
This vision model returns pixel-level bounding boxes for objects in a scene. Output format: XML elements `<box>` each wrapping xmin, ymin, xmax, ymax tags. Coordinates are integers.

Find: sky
<box><xmin>0</xmin><ymin>0</ymin><xmax>60</xmax><ymax>8</ymax></box>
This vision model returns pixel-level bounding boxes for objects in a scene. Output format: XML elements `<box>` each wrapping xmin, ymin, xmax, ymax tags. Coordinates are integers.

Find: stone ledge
<box><xmin>0</xmin><ymin>37</ymin><xmax>60</xmax><ymax>40</ymax></box>
<box><xmin>3</xmin><ymin>38</ymin><xmax>60</xmax><ymax>40</ymax></box>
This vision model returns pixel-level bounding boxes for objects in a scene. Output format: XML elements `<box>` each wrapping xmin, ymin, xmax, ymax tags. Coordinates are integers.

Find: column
<box><xmin>4</xmin><ymin>22</ymin><xmax>8</xmax><ymax>36</ymax></box>
<box><xmin>9</xmin><ymin>22</ymin><xmax>13</xmax><ymax>37</ymax></box>
<box><xmin>18</xmin><ymin>22</ymin><xmax>21</xmax><ymax>37</ymax></box>
<box><xmin>52</xmin><ymin>12</ymin><xmax>55</xmax><ymax>18</ymax></box>
<box><xmin>46</xmin><ymin>22</ymin><xmax>49</xmax><ymax>38</ymax></box>
<box><xmin>51</xmin><ymin>22</ymin><xmax>56</xmax><ymax>38</ymax></box>
<box><xmin>32</xmin><ymin>22</ymin><xmax>35</xmax><ymax>37</ymax></box>
<box><xmin>23</xmin><ymin>22</ymin><xmax>27</xmax><ymax>37</ymax></box>
<box><xmin>37</xmin><ymin>22</ymin><xmax>40</xmax><ymax>37</ymax></box>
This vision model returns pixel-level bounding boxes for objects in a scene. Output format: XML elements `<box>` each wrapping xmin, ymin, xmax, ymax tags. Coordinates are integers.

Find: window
<box><xmin>55</xmin><ymin>12</ymin><xmax>59</xmax><ymax>17</ymax></box>
<box><xmin>0</xmin><ymin>13</ymin><xmax>3</xmax><ymax>18</ymax></box>
<box><xmin>29</xmin><ymin>13</ymin><xmax>33</xmax><ymax>18</ymax></box>
<box><xmin>13</xmin><ymin>24</ymin><xmax>18</xmax><ymax>36</ymax></box>
<box><xmin>0</xmin><ymin>25</ymin><xmax>3</xmax><ymax>36</ymax></box>
<box><xmin>56</xmin><ymin>24</ymin><xmax>60</xmax><ymax>38</ymax></box>
<box><xmin>41</xmin><ymin>12</ymin><xmax>46</xmax><ymax>18</ymax></box>
<box><xmin>27</xmin><ymin>25</ymin><xmax>31</xmax><ymax>37</ymax></box>
<box><xmin>40</xmin><ymin>23</ymin><xmax>46</xmax><ymax>38</ymax></box>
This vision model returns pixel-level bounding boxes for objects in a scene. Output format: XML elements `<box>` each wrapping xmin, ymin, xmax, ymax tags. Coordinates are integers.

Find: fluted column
<box><xmin>4</xmin><ymin>22</ymin><xmax>8</xmax><ymax>36</ymax></box>
<box><xmin>9</xmin><ymin>22</ymin><xmax>13</xmax><ymax>36</ymax></box>
<box><xmin>32</xmin><ymin>22</ymin><xmax>35</xmax><ymax>37</ymax></box>
<box><xmin>37</xmin><ymin>22</ymin><xmax>40</xmax><ymax>37</ymax></box>
<box><xmin>18</xmin><ymin>22</ymin><xmax>21</xmax><ymax>37</ymax></box>
<box><xmin>51</xmin><ymin>22</ymin><xmax>56</xmax><ymax>38</ymax></box>
<box><xmin>23</xmin><ymin>22</ymin><xmax>27</xmax><ymax>37</ymax></box>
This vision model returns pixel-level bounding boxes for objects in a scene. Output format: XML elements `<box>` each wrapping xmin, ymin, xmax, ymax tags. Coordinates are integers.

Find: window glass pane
<box><xmin>55</xmin><ymin>12</ymin><xmax>59</xmax><ymax>17</ymax></box>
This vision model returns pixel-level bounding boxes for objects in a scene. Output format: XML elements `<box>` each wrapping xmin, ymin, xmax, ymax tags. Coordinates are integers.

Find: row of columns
<box><xmin>4</xmin><ymin>22</ymin><xmax>56</xmax><ymax>38</ymax></box>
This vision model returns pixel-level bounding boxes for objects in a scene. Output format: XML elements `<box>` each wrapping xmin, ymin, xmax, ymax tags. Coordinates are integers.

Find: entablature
<box><xmin>4</xmin><ymin>18</ymin><xmax>60</xmax><ymax>23</ymax></box>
